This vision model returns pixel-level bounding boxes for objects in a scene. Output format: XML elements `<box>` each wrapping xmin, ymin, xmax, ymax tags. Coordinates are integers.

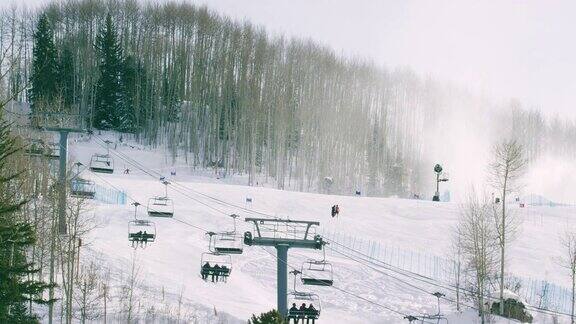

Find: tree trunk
<box><xmin>570</xmin><ymin>270</ymin><xmax>576</xmax><ymax>324</ymax></box>
<box><xmin>500</xmin><ymin>176</ymin><xmax>508</xmax><ymax>316</ymax></box>
<box><xmin>48</xmin><ymin>214</ymin><xmax>56</xmax><ymax>324</ymax></box>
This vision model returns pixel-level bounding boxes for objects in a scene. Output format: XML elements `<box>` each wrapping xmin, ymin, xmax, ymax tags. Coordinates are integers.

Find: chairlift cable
<box><xmin>93</xmin><ymin>135</ymin><xmax>272</xmax><ymax>217</ymax></box>
<box><xmin>90</xmin><ymin>135</ymin><xmax>572</xmax><ymax>319</ymax></box>
<box><xmin>36</xmin><ymin>124</ymin><xmax>438</xmax><ymax>318</ymax></box>
<box><xmin>92</xmin><ymin>136</ymin><xmax>232</xmax><ymax>216</ymax></box>
<box><xmin>256</xmin><ymin>246</ymin><xmax>437</xmax><ymax>324</ymax></box>
<box><xmin>326</xmin><ymin>239</ymin><xmax>573</xmax><ymax>318</ymax></box>
<box><xmin>85</xmin><ymin>165</ymin><xmax>209</xmax><ymax>233</ymax></box>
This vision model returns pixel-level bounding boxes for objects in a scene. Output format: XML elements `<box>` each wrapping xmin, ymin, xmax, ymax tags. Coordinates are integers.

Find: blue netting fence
<box><xmin>322</xmin><ymin>229</ymin><xmax>572</xmax><ymax>314</ymax></box>
<box><xmin>94</xmin><ymin>183</ymin><xmax>127</xmax><ymax>205</ymax></box>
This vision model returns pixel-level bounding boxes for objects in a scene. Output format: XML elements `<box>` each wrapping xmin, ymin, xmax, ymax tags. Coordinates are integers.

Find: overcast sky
<box><xmin>8</xmin><ymin>0</ymin><xmax>576</xmax><ymax>118</ymax></box>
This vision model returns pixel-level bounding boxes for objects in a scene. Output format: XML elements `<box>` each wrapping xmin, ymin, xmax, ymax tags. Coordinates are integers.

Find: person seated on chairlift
<box><xmin>142</xmin><ymin>231</ymin><xmax>148</xmax><ymax>243</ymax></box>
<box><xmin>201</xmin><ymin>262</ymin><xmax>211</xmax><ymax>280</ymax></box>
<box><xmin>306</xmin><ymin>304</ymin><xmax>318</xmax><ymax>322</ymax></box>
<box><xmin>219</xmin><ymin>265</ymin><xmax>229</xmax><ymax>282</ymax></box>
<box><xmin>298</xmin><ymin>303</ymin><xmax>307</xmax><ymax>319</ymax></box>
<box><xmin>288</xmin><ymin>303</ymin><xmax>300</xmax><ymax>323</ymax></box>
<box><xmin>133</xmin><ymin>230</ymin><xmax>142</xmax><ymax>239</ymax></box>
<box><xmin>211</xmin><ymin>264</ymin><xmax>221</xmax><ymax>282</ymax></box>
<box><xmin>130</xmin><ymin>231</ymin><xmax>142</xmax><ymax>247</ymax></box>
<box><xmin>220</xmin><ymin>265</ymin><xmax>229</xmax><ymax>275</ymax></box>
<box><xmin>306</xmin><ymin>304</ymin><xmax>317</xmax><ymax>315</ymax></box>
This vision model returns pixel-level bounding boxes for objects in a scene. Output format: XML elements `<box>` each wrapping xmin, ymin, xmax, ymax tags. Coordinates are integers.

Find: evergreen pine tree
<box><xmin>247</xmin><ymin>309</ymin><xmax>286</xmax><ymax>324</ymax></box>
<box><xmin>120</xmin><ymin>55</ymin><xmax>138</xmax><ymax>132</ymax></box>
<box><xmin>28</xmin><ymin>13</ymin><xmax>60</xmax><ymax>112</ymax></box>
<box><xmin>94</xmin><ymin>13</ymin><xmax>124</xmax><ymax>130</ymax></box>
<box><xmin>59</xmin><ymin>44</ymin><xmax>75</xmax><ymax>110</ymax></box>
<box><xmin>0</xmin><ymin>119</ymin><xmax>53</xmax><ymax>323</ymax></box>
<box><xmin>135</xmin><ymin>61</ymin><xmax>154</xmax><ymax>131</ymax></box>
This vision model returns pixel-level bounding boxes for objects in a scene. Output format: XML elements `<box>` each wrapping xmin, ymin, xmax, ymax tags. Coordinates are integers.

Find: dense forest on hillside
<box><xmin>1</xmin><ymin>0</ymin><xmax>575</xmax><ymax>197</ymax></box>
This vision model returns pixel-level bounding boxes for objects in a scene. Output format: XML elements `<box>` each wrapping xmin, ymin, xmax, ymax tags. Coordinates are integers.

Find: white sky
<box><xmin>8</xmin><ymin>0</ymin><xmax>576</xmax><ymax>119</ymax></box>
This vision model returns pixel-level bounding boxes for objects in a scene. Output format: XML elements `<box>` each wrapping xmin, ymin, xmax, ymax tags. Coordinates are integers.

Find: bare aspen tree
<box><xmin>561</xmin><ymin>230</ymin><xmax>576</xmax><ymax>324</ymax></box>
<box><xmin>457</xmin><ymin>190</ymin><xmax>498</xmax><ymax>324</ymax></box>
<box><xmin>73</xmin><ymin>260</ymin><xmax>104</xmax><ymax>323</ymax></box>
<box><xmin>450</xmin><ymin>231</ymin><xmax>463</xmax><ymax>312</ymax></box>
<box><xmin>54</xmin><ymin>177</ymin><xmax>97</xmax><ymax>324</ymax></box>
<box><xmin>99</xmin><ymin>267</ymin><xmax>112</xmax><ymax>324</ymax></box>
<box><xmin>2</xmin><ymin>0</ymin><xmax>574</xmax><ymax>201</ymax></box>
<box><xmin>488</xmin><ymin>139</ymin><xmax>527</xmax><ymax>315</ymax></box>
<box><xmin>121</xmin><ymin>249</ymin><xmax>141</xmax><ymax>323</ymax></box>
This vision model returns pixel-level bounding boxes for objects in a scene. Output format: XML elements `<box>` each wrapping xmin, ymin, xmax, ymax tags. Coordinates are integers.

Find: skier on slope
<box><xmin>331</xmin><ymin>204</ymin><xmax>340</xmax><ymax>218</ymax></box>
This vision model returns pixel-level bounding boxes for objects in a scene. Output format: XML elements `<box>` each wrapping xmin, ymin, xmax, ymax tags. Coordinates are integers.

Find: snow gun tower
<box><xmin>30</xmin><ymin>112</ymin><xmax>86</xmax><ymax>235</ymax></box>
<box><xmin>243</xmin><ymin>218</ymin><xmax>324</xmax><ymax>318</ymax></box>
<box><xmin>433</xmin><ymin>163</ymin><xmax>449</xmax><ymax>202</ymax></box>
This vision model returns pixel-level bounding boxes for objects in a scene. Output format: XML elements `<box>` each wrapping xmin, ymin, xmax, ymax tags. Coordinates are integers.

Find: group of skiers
<box><xmin>288</xmin><ymin>303</ymin><xmax>319</xmax><ymax>323</ymax></box>
<box><xmin>201</xmin><ymin>262</ymin><xmax>230</xmax><ymax>282</ymax></box>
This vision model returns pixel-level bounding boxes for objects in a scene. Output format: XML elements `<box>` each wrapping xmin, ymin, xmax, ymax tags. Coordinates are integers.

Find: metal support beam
<box><xmin>57</xmin><ymin>131</ymin><xmax>69</xmax><ymax>235</ymax></box>
<box><xmin>434</xmin><ymin>172</ymin><xmax>440</xmax><ymax>201</ymax></box>
<box><xmin>244</xmin><ymin>217</ymin><xmax>324</xmax><ymax>319</ymax></box>
<box><xmin>248</xmin><ymin>236</ymin><xmax>322</xmax><ymax>249</ymax></box>
<box><xmin>276</xmin><ymin>244</ymin><xmax>289</xmax><ymax>318</ymax></box>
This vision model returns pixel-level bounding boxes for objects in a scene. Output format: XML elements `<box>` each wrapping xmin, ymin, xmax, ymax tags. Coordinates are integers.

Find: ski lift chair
<box><xmin>213</xmin><ymin>214</ymin><xmax>243</xmax><ymax>254</ymax></box>
<box><xmin>45</xmin><ymin>142</ymin><xmax>60</xmax><ymax>159</ymax></box>
<box><xmin>301</xmin><ymin>260</ymin><xmax>334</xmax><ymax>286</ymax></box>
<box><xmin>70</xmin><ymin>178</ymin><xmax>96</xmax><ymax>199</ymax></box>
<box><xmin>89</xmin><ymin>154</ymin><xmax>114</xmax><ymax>173</ymax></box>
<box><xmin>25</xmin><ymin>139</ymin><xmax>47</xmax><ymax>156</ymax></box>
<box><xmin>287</xmin><ymin>291</ymin><xmax>322</xmax><ymax>321</ymax></box>
<box><xmin>200</xmin><ymin>252</ymin><xmax>232</xmax><ymax>282</ymax></box>
<box><xmin>147</xmin><ymin>196</ymin><xmax>174</xmax><ymax>217</ymax></box>
<box><xmin>214</xmin><ymin>232</ymin><xmax>244</xmax><ymax>254</ymax></box>
<box><xmin>128</xmin><ymin>220</ymin><xmax>156</xmax><ymax>247</ymax></box>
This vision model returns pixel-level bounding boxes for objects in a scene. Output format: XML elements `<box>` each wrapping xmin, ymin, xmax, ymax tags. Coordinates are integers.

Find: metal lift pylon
<box><xmin>243</xmin><ymin>218</ymin><xmax>324</xmax><ymax>318</ymax></box>
<box><xmin>31</xmin><ymin>112</ymin><xmax>86</xmax><ymax>235</ymax></box>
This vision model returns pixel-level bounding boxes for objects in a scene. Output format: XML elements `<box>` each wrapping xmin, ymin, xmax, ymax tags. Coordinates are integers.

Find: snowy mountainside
<box><xmin>66</xmin><ymin>133</ymin><xmax>574</xmax><ymax>324</ymax></box>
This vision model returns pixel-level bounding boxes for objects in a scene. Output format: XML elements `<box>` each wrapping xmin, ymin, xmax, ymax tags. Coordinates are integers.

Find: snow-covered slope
<box><xmin>67</xmin><ymin>133</ymin><xmax>574</xmax><ymax>324</ymax></box>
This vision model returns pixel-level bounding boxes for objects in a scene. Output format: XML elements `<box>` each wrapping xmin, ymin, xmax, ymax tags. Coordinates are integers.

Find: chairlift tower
<box><xmin>244</xmin><ymin>218</ymin><xmax>324</xmax><ymax>318</ymax></box>
<box><xmin>31</xmin><ymin>112</ymin><xmax>86</xmax><ymax>235</ymax></box>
